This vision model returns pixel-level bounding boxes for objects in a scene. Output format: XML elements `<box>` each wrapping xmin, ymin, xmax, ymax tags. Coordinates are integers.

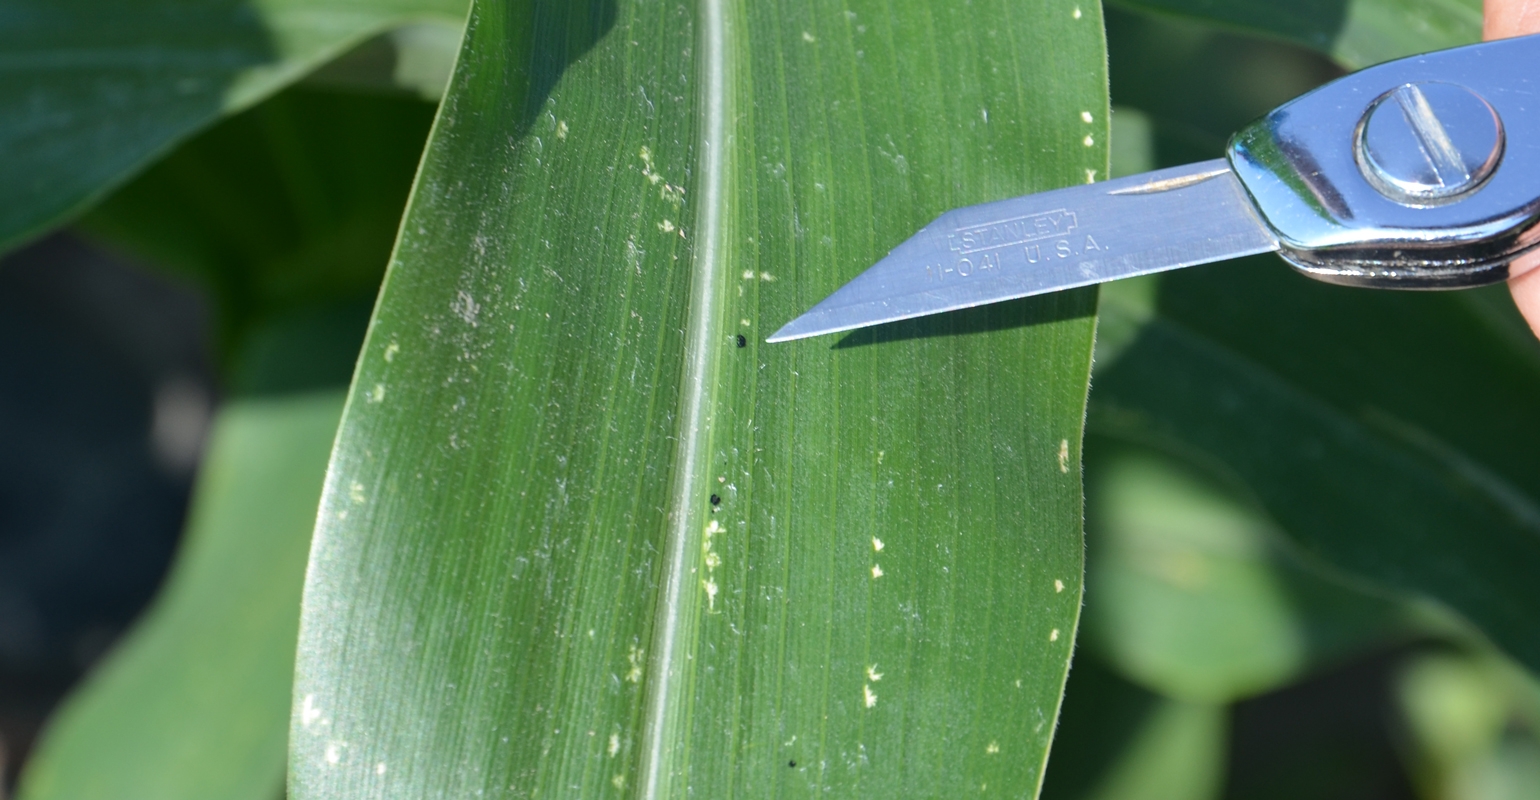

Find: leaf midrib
<box><xmin>637</xmin><ymin>0</ymin><xmax>732</xmax><ymax>795</ymax></box>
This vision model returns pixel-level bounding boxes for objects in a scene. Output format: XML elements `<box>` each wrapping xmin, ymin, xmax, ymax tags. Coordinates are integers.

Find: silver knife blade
<box><xmin>767</xmin><ymin>159</ymin><xmax>1280</xmax><ymax>343</ymax></box>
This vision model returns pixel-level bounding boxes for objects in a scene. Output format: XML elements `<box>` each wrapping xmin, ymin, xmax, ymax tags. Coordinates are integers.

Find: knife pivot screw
<box><xmin>1356</xmin><ymin>81</ymin><xmax>1504</xmax><ymax>205</ymax></box>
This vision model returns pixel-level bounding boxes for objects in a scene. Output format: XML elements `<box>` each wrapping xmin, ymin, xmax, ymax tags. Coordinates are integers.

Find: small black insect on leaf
<box><xmin>735</xmin><ymin>334</ymin><xmax>747</xmax><ymax>348</ymax></box>
<box><xmin>710</xmin><ymin>494</ymin><xmax>721</xmax><ymax>507</ymax></box>
<box><xmin>788</xmin><ymin>760</ymin><xmax>797</xmax><ymax>768</ymax></box>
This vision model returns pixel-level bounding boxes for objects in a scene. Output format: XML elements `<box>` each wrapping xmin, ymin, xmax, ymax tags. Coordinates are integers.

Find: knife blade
<box><xmin>770</xmin><ymin>33</ymin><xmax>1540</xmax><ymax>343</ymax></box>
<box><xmin>767</xmin><ymin>161</ymin><xmax>1276</xmax><ymax>343</ymax></box>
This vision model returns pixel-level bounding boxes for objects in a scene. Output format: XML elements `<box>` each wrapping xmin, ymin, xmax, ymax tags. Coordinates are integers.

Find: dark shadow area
<box><xmin>1148</xmin><ymin>256</ymin><xmax>1540</xmax><ymax>500</ymax></box>
<box><xmin>1105</xmin><ymin>5</ymin><xmax>1342</xmax><ymax>166</ymax></box>
<box><xmin>303</xmin><ymin>23</ymin><xmax>463</xmax><ymax>101</ymax></box>
<box><xmin>506</xmin><ymin>0</ymin><xmax>619</xmax><ymax>141</ymax></box>
<box><xmin>0</xmin><ymin>233</ymin><xmax>214</xmax><ymax>789</ymax></box>
<box><xmin>1223</xmin><ymin>646</ymin><xmax>1419</xmax><ymax>800</ymax></box>
<box><xmin>78</xmin><ymin>86</ymin><xmax>439</xmax><ymax>396</ymax></box>
<box><xmin>1111</xmin><ymin>0</ymin><xmax>1351</xmax><ymax>56</ymax></box>
<box><xmin>1040</xmin><ymin>655</ymin><xmax>1163</xmax><ymax>800</ymax></box>
<box><xmin>830</xmin><ymin>289</ymin><xmax>1096</xmax><ymax>349</ymax></box>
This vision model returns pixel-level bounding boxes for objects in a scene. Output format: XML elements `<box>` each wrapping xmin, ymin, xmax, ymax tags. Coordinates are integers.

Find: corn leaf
<box><xmin>290</xmin><ymin>0</ymin><xmax>1105</xmax><ymax>796</ymax></box>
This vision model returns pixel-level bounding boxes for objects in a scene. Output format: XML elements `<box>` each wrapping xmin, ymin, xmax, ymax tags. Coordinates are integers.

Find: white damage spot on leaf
<box><xmin>349</xmin><ymin>481</ymin><xmax>366</xmax><ymax>504</ymax></box>
<box><xmin>375</xmin><ymin>762</ymin><xmax>387</xmax><ymax>775</ymax></box>
<box><xmin>871</xmin><ymin>564</ymin><xmax>884</xmax><ymax>578</ymax></box>
<box><xmin>325</xmin><ymin>740</ymin><xmax>347</xmax><ymax>765</ymax></box>
<box><xmin>864</xmin><ymin>684</ymin><xmax>878</xmax><ymax>708</ymax></box>
<box><xmin>703</xmin><ymin>577</ymin><xmax>719</xmax><ymax>610</ymax></box>
<box><xmin>556</xmin><ymin>120</ymin><xmax>568</xmax><ymax>139</ymax></box>
<box><xmin>871</xmin><ymin>537</ymin><xmax>884</xmax><ymax>552</ymax></box>
<box><xmin>1058</xmin><ymin>439</ymin><xmax>1071</xmax><ymax>473</ymax></box>
<box><xmin>802</xmin><ymin>30</ymin><xmax>816</xmax><ymax>42</ymax></box>
<box><xmin>1083</xmin><ymin>135</ymin><xmax>1095</xmax><ymax>147</ymax></box>
<box><xmin>626</xmin><ymin>644</ymin><xmax>645</xmax><ymax>683</ymax></box>
<box><xmin>1055</xmin><ymin>579</ymin><xmax>1065</xmax><ymax>593</ymax></box>
<box><xmin>1073</xmin><ymin>5</ymin><xmax>1083</xmax><ymax>18</ymax></box>
<box><xmin>703</xmin><ymin>518</ymin><xmax>725</xmax><ymax>575</ymax></box>
<box><xmin>639</xmin><ymin>144</ymin><xmax>686</xmax><ymax>205</ymax></box>
<box><xmin>301</xmin><ymin>694</ymin><xmax>324</xmax><ymax>727</ymax></box>
<box><xmin>1081</xmin><ymin>111</ymin><xmax>1094</xmax><ymax>123</ymax></box>
<box><xmin>986</xmin><ymin>741</ymin><xmax>1000</xmax><ymax>754</ymax></box>
<box><xmin>1050</xmin><ymin>628</ymin><xmax>1061</xmax><ymax>642</ymax></box>
<box><xmin>609</xmin><ymin>734</ymin><xmax>621</xmax><ymax>757</ymax></box>
<box><xmin>639</xmin><ymin>145</ymin><xmax>658</xmax><ymax>183</ymax></box>
<box><xmin>613</xmin><ymin>775</ymin><xmax>627</xmax><ymax>789</ymax></box>
<box><xmin>659</xmin><ymin>219</ymin><xmax>676</xmax><ymax>233</ymax></box>
<box><xmin>367</xmin><ymin>383</ymin><xmax>385</xmax><ymax>404</ymax></box>
<box><xmin>1085</xmin><ymin>169</ymin><xmax>1098</xmax><ymax>184</ymax></box>
<box><xmin>867</xmin><ymin>664</ymin><xmax>883</xmax><ymax>681</ymax></box>
<box><xmin>451</xmin><ymin>290</ymin><xmax>480</xmax><ymax>326</ymax></box>
<box><xmin>383</xmin><ymin>341</ymin><xmax>400</xmax><ymax>362</ymax></box>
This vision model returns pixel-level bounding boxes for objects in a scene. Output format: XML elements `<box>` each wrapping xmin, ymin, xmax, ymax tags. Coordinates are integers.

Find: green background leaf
<box><xmin>15</xmin><ymin>393</ymin><xmax>343</xmax><ymax>800</ymax></box>
<box><xmin>290</xmin><ymin>0</ymin><xmax>1104</xmax><ymax>797</ymax></box>
<box><xmin>78</xmin><ymin>85</ymin><xmax>439</xmax><ymax>392</ymax></box>
<box><xmin>7</xmin><ymin>72</ymin><xmax>440</xmax><ymax>798</ymax></box>
<box><xmin>1081</xmin><ymin>442</ymin><xmax>1408</xmax><ymax>703</ymax></box>
<box><xmin>1092</xmin><ymin>5</ymin><xmax>1540</xmax><ymax>677</ymax></box>
<box><xmin>1041</xmin><ymin>658</ymin><xmax>1225</xmax><ymax>800</ymax></box>
<box><xmin>0</xmin><ymin>0</ymin><xmax>467</xmax><ymax>253</ymax></box>
<box><xmin>1092</xmin><ymin>267</ymin><xmax>1540</xmax><ymax>673</ymax></box>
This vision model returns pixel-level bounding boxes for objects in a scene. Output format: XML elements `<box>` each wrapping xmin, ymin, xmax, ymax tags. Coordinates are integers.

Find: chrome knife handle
<box><xmin>1227</xmin><ymin>33</ymin><xmax>1540</xmax><ymax>289</ymax></box>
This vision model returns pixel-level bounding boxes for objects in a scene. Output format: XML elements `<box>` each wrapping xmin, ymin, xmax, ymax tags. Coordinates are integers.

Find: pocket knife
<box><xmin>769</xmin><ymin>33</ymin><xmax>1540</xmax><ymax>343</ymax></box>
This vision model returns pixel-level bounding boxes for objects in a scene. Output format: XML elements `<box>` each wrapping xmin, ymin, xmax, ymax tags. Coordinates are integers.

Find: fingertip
<box><xmin>1485</xmin><ymin>0</ymin><xmax>1540</xmax><ymax>40</ymax></box>
<box><xmin>1509</xmin><ymin>265</ymin><xmax>1540</xmax><ymax>340</ymax></box>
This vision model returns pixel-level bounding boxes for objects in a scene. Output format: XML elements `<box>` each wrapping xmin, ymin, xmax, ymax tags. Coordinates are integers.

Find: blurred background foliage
<box><xmin>3</xmin><ymin>1</ymin><xmax>1539</xmax><ymax>799</ymax></box>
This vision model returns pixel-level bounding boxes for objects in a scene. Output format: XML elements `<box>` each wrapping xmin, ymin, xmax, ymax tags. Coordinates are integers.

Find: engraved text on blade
<box><xmin>948</xmin><ymin>209</ymin><xmax>1078</xmax><ymax>254</ymax></box>
<box><xmin>927</xmin><ymin>208</ymin><xmax>1107</xmax><ymax>283</ymax></box>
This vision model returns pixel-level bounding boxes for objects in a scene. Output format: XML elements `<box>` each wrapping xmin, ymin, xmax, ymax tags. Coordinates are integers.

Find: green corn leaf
<box><xmin>290</xmin><ymin>1</ymin><xmax>1104</xmax><ymax>796</ymax></box>
<box><xmin>1107</xmin><ymin>0</ymin><xmax>1479</xmax><ymax>68</ymax></box>
<box><xmin>15</xmin><ymin>393</ymin><xmax>343</xmax><ymax>800</ymax></box>
<box><xmin>0</xmin><ymin>0</ymin><xmax>468</xmax><ymax>254</ymax></box>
